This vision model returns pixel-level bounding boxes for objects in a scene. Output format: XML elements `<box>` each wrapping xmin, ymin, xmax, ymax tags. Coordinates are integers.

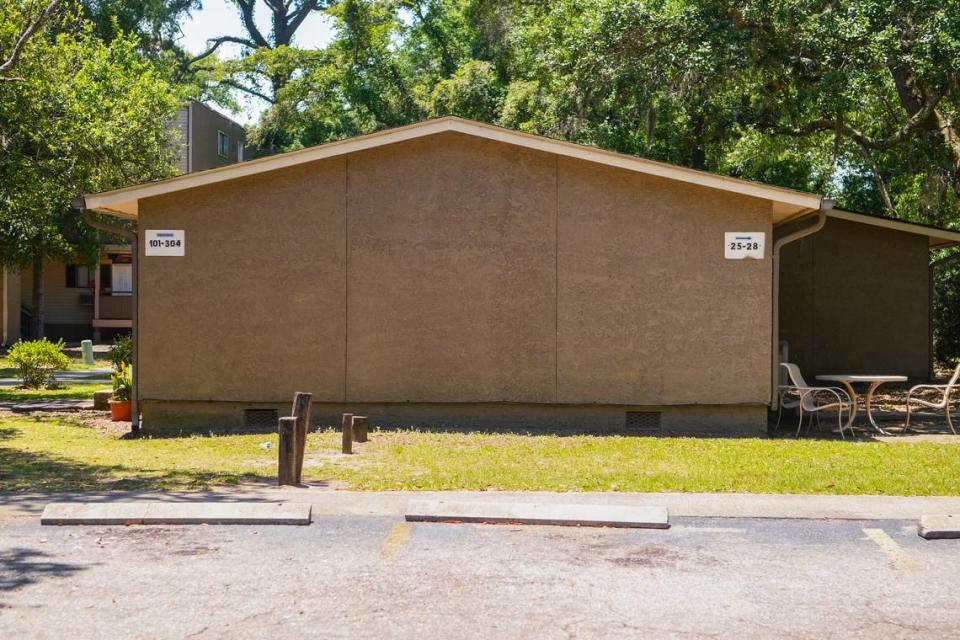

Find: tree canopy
<box><xmin>203</xmin><ymin>0</ymin><xmax>957</xmax><ymax>230</ymax></box>
<box><xmin>0</xmin><ymin>0</ymin><xmax>180</xmax><ymax>335</ymax></box>
<box><xmin>3</xmin><ymin>0</ymin><xmax>960</xmax><ymax>353</ymax></box>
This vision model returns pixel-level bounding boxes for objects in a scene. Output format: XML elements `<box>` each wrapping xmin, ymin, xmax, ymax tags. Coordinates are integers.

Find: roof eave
<box><xmin>827</xmin><ymin>209</ymin><xmax>960</xmax><ymax>248</ymax></box>
<box><xmin>83</xmin><ymin>116</ymin><xmax>824</xmax><ymax>218</ymax></box>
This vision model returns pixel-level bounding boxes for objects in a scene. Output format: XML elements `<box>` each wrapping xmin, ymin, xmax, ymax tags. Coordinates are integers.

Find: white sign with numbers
<box><xmin>145</xmin><ymin>230</ymin><xmax>185</xmax><ymax>256</ymax></box>
<box><xmin>724</xmin><ymin>232</ymin><xmax>765</xmax><ymax>259</ymax></box>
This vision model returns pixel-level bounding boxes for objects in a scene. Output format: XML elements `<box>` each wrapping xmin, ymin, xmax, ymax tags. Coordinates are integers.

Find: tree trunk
<box><xmin>889</xmin><ymin>63</ymin><xmax>960</xmax><ymax>192</ymax></box>
<box><xmin>31</xmin><ymin>250</ymin><xmax>44</xmax><ymax>339</ymax></box>
<box><xmin>690</xmin><ymin>112</ymin><xmax>707</xmax><ymax>170</ymax></box>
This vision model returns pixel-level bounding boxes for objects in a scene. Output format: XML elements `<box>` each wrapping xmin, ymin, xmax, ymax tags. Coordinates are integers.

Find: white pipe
<box><xmin>770</xmin><ymin>200</ymin><xmax>833</xmax><ymax>411</ymax></box>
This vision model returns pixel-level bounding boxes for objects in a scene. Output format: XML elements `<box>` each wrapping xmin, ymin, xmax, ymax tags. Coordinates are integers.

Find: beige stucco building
<box><xmin>79</xmin><ymin>117</ymin><xmax>960</xmax><ymax>434</ymax></box>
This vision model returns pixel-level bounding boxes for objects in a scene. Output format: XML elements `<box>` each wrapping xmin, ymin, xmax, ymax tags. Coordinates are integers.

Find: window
<box><xmin>236</xmin><ymin>140</ymin><xmax>244</xmax><ymax>162</ymax></box>
<box><xmin>217</xmin><ymin>131</ymin><xmax>229</xmax><ymax>158</ymax></box>
<box><xmin>111</xmin><ymin>264</ymin><xmax>133</xmax><ymax>296</ymax></box>
<box><xmin>65</xmin><ymin>265</ymin><xmax>92</xmax><ymax>289</ymax></box>
<box><xmin>100</xmin><ymin>264</ymin><xmax>112</xmax><ymax>291</ymax></box>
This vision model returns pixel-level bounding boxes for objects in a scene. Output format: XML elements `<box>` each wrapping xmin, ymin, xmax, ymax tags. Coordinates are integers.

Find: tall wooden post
<box><xmin>93</xmin><ymin>259</ymin><xmax>101</xmax><ymax>326</ymax></box>
<box><xmin>341</xmin><ymin>413</ymin><xmax>354</xmax><ymax>454</ymax></box>
<box><xmin>278</xmin><ymin>417</ymin><xmax>297</xmax><ymax>485</ymax></box>
<box><xmin>291</xmin><ymin>392</ymin><xmax>312</xmax><ymax>484</ymax></box>
<box><xmin>352</xmin><ymin>415</ymin><xmax>369</xmax><ymax>443</ymax></box>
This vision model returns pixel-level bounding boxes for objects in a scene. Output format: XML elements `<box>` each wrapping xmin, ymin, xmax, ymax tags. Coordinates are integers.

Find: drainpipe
<box><xmin>770</xmin><ymin>198</ymin><xmax>834</xmax><ymax>412</ymax></box>
<box><xmin>73</xmin><ymin>198</ymin><xmax>140</xmax><ymax>432</ymax></box>
<box><xmin>928</xmin><ymin>248</ymin><xmax>960</xmax><ymax>379</ymax></box>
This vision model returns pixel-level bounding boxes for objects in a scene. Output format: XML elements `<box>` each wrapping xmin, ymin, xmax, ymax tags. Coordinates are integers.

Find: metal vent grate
<box><xmin>624</xmin><ymin>411</ymin><xmax>662</xmax><ymax>435</ymax></box>
<box><xmin>244</xmin><ymin>409</ymin><xmax>278</xmax><ymax>429</ymax></box>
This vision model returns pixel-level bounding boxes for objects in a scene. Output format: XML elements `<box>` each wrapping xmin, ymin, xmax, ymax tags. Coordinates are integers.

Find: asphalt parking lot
<box><xmin>1</xmin><ymin>514</ymin><xmax>958</xmax><ymax>639</ymax></box>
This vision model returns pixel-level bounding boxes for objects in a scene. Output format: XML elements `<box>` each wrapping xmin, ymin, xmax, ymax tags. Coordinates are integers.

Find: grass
<box><xmin>0</xmin><ymin>381</ymin><xmax>111</xmax><ymax>401</ymax></box>
<box><xmin>2</xmin><ymin>414</ymin><xmax>960</xmax><ymax>495</ymax></box>
<box><xmin>0</xmin><ymin>415</ymin><xmax>264</xmax><ymax>491</ymax></box>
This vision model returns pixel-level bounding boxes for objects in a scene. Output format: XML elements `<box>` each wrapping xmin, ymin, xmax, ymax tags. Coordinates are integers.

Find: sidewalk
<box><xmin>0</xmin><ymin>399</ymin><xmax>93</xmax><ymax>412</ymax></box>
<box><xmin>0</xmin><ymin>368</ymin><xmax>112</xmax><ymax>387</ymax></box>
<box><xmin>0</xmin><ymin>368</ymin><xmax>109</xmax><ymax>411</ymax></box>
<box><xmin>4</xmin><ymin>485</ymin><xmax>959</xmax><ymax>521</ymax></box>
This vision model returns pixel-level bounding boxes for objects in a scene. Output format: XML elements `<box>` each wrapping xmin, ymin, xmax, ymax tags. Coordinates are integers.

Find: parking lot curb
<box><xmin>405</xmin><ymin>499</ymin><xmax>670</xmax><ymax>529</ymax></box>
<box><xmin>40</xmin><ymin>502</ymin><xmax>312</xmax><ymax>525</ymax></box>
<box><xmin>918</xmin><ymin>514</ymin><xmax>960</xmax><ymax>539</ymax></box>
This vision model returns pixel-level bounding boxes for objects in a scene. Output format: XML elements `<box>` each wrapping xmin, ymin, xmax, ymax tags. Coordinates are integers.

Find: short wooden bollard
<box><xmin>291</xmin><ymin>392</ymin><xmax>313</xmax><ymax>484</ymax></box>
<box><xmin>352</xmin><ymin>415</ymin><xmax>369</xmax><ymax>443</ymax></box>
<box><xmin>278</xmin><ymin>416</ymin><xmax>298</xmax><ymax>485</ymax></box>
<box><xmin>341</xmin><ymin>413</ymin><xmax>354</xmax><ymax>454</ymax></box>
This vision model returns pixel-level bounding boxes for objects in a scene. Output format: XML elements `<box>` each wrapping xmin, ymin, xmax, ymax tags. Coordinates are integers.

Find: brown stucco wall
<box><xmin>345</xmin><ymin>134</ymin><xmax>558</xmax><ymax>402</ymax></box>
<box><xmin>138</xmin><ymin>131</ymin><xmax>774</xmax><ymax>431</ymax></box>
<box><xmin>779</xmin><ymin>217</ymin><xmax>930</xmax><ymax>378</ymax></box>
<box><xmin>138</xmin><ymin>157</ymin><xmax>347</xmax><ymax>402</ymax></box>
<box><xmin>557</xmin><ymin>157</ymin><xmax>772</xmax><ymax>405</ymax></box>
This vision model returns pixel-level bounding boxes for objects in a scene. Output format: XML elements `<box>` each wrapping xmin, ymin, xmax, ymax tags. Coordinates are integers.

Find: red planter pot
<box><xmin>109</xmin><ymin>400</ymin><xmax>132</xmax><ymax>422</ymax></box>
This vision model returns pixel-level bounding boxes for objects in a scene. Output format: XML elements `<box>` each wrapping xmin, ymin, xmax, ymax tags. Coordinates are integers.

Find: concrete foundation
<box><xmin>140</xmin><ymin>399</ymin><xmax>767</xmax><ymax>437</ymax></box>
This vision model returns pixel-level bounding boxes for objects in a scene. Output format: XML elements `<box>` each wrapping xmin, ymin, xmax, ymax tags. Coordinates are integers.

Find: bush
<box><xmin>7</xmin><ymin>338</ymin><xmax>71</xmax><ymax>389</ymax></box>
<box><xmin>107</xmin><ymin>333</ymin><xmax>132</xmax><ymax>369</ymax></box>
<box><xmin>111</xmin><ymin>362</ymin><xmax>132</xmax><ymax>401</ymax></box>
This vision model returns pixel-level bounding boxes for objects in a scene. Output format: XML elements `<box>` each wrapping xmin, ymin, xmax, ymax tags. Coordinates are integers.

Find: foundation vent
<box><xmin>624</xmin><ymin>411</ymin><xmax>662</xmax><ymax>436</ymax></box>
<box><xmin>244</xmin><ymin>409</ymin><xmax>278</xmax><ymax>429</ymax></box>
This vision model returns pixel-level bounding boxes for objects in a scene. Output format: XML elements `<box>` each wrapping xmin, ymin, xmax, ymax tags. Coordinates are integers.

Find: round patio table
<box><xmin>815</xmin><ymin>375</ymin><xmax>907</xmax><ymax>436</ymax></box>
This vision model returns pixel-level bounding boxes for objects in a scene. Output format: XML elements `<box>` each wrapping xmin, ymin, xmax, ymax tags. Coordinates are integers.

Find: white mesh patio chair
<box><xmin>777</xmin><ymin>363</ymin><xmax>855</xmax><ymax>439</ymax></box>
<box><xmin>904</xmin><ymin>363</ymin><xmax>960</xmax><ymax>434</ymax></box>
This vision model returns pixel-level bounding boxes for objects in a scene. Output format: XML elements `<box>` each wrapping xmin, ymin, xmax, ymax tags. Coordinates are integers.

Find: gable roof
<box><xmin>82</xmin><ymin>116</ymin><xmax>826</xmax><ymax>219</ymax></box>
<box><xmin>827</xmin><ymin>208</ymin><xmax>960</xmax><ymax>248</ymax></box>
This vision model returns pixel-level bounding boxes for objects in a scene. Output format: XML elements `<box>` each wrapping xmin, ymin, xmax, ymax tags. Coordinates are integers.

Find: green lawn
<box><xmin>0</xmin><ymin>381</ymin><xmax>111</xmax><ymax>401</ymax></box>
<box><xmin>3</xmin><ymin>414</ymin><xmax>960</xmax><ymax>494</ymax></box>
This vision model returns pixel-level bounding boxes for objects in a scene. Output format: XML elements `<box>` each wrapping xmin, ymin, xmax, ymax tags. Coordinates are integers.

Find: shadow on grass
<box><xmin>0</xmin><ymin>548</ymin><xmax>87</xmax><ymax>594</ymax></box>
<box><xmin>767</xmin><ymin>408</ymin><xmax>960</xmax><ymax>440</ymax></box>
<box><xmin>0</xmin><ymin>426</ymin><xmax>275</xmax><ymax>493</ymax></box>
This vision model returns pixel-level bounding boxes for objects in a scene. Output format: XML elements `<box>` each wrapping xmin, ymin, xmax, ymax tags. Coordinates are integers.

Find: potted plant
<box><xmin>109</xmin><ymin>362</ymin><xmax>132</xmax><ymax>422</ymax></box>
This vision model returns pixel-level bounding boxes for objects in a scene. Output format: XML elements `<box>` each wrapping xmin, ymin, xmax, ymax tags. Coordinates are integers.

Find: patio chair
<box><xmin>904</xmin><ymin>364</ymin><xmax>960</xmax><ymax>434</ymax></box>
<box><xmin>777</xmin><ymin>363</ymin><xmax>855</xmax><ymax>439</ymax></box>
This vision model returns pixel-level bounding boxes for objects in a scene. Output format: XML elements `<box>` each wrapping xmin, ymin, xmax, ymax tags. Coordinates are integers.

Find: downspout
<box><xmin>73</xmin><ymin>198</ymin><xmax>140</xmax><ymax>432</ymax></box>
<box><xmin>770</xmin><ymin>198</ymin><xmax>834</xmax><ymax>412</ymax></box>
<box><xmin>928</xmin><ymin>248</ymin><xmax>960</xmax><ymax>379</ymax></box>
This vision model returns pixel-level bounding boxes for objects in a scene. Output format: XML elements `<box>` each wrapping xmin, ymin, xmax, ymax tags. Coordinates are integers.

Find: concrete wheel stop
<box><xmin>918</xmin><ymin>514</ymin><xmax>960</xmax><ymax>539</ymax></box>
<box><xmin>405</xmin><ymin>500</ymin><xmax>670</xmax><ymax>529</ymax></box>
<box><xmin>41</xmin><ymin>502</ymin><xmax>312</xmax><ymax>526</ymax></box>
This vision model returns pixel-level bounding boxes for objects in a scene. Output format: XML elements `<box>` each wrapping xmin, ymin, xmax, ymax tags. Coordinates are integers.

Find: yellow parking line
<box><xmin>380</xmin><ymin>522</ymin><xmax>412</xmax><ymax>562</ymax></box>
<box><xmin>863</xmin><ymin>528</ymin><xmax>920</xmax><ymax>572</ymax></box>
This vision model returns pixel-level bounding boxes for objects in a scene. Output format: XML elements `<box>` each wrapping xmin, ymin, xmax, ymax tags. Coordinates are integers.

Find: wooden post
<box><xmin>93</xmin><ymin>259</ymin><xmax>101</xmax><ymax>325</ymax></box>
<box><xmin>352</xmin><ymin>415</ymin><xmax>369</xmax><ymax>443</ymax></box>
<box><xmin>341</xmin><ymin>413</ymin><xmax>354</xmax><ymax>454</ymax></box>
<box><xmin>278</xmin><ymin>417</ymin><xmax>297</xmax><ymax>485</ymax></box>
<box><xmin>291</xmin><ymin>392</ymin><xmax>313</xmax><ymax>484</ymax></box>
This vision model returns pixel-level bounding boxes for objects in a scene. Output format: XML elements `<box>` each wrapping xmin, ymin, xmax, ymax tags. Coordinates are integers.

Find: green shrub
<box><xmin>7</xmin><ymin>338</ymin><xmax>71</xmax><ymax>389</ymax></box>
<box><xmin>111</xmin><ymin>362</ymin><xmax>132</xmax><ymax>401</ymax></box>
<box><xmin>107</xmin><ymin>333</ymin><xmax>132</xmax><ymax>369</ymax></box>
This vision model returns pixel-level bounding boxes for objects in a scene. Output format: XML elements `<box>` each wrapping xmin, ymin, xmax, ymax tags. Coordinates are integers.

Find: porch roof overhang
<box><xmin>824</xmin><ymin>209</ymin><xmax>960</xmax><ymax>249</ymax></box>
<box><xmin>81</xmin><ymin>116</ymin><xmax>826</xmax><ymax>221</ymax></box>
